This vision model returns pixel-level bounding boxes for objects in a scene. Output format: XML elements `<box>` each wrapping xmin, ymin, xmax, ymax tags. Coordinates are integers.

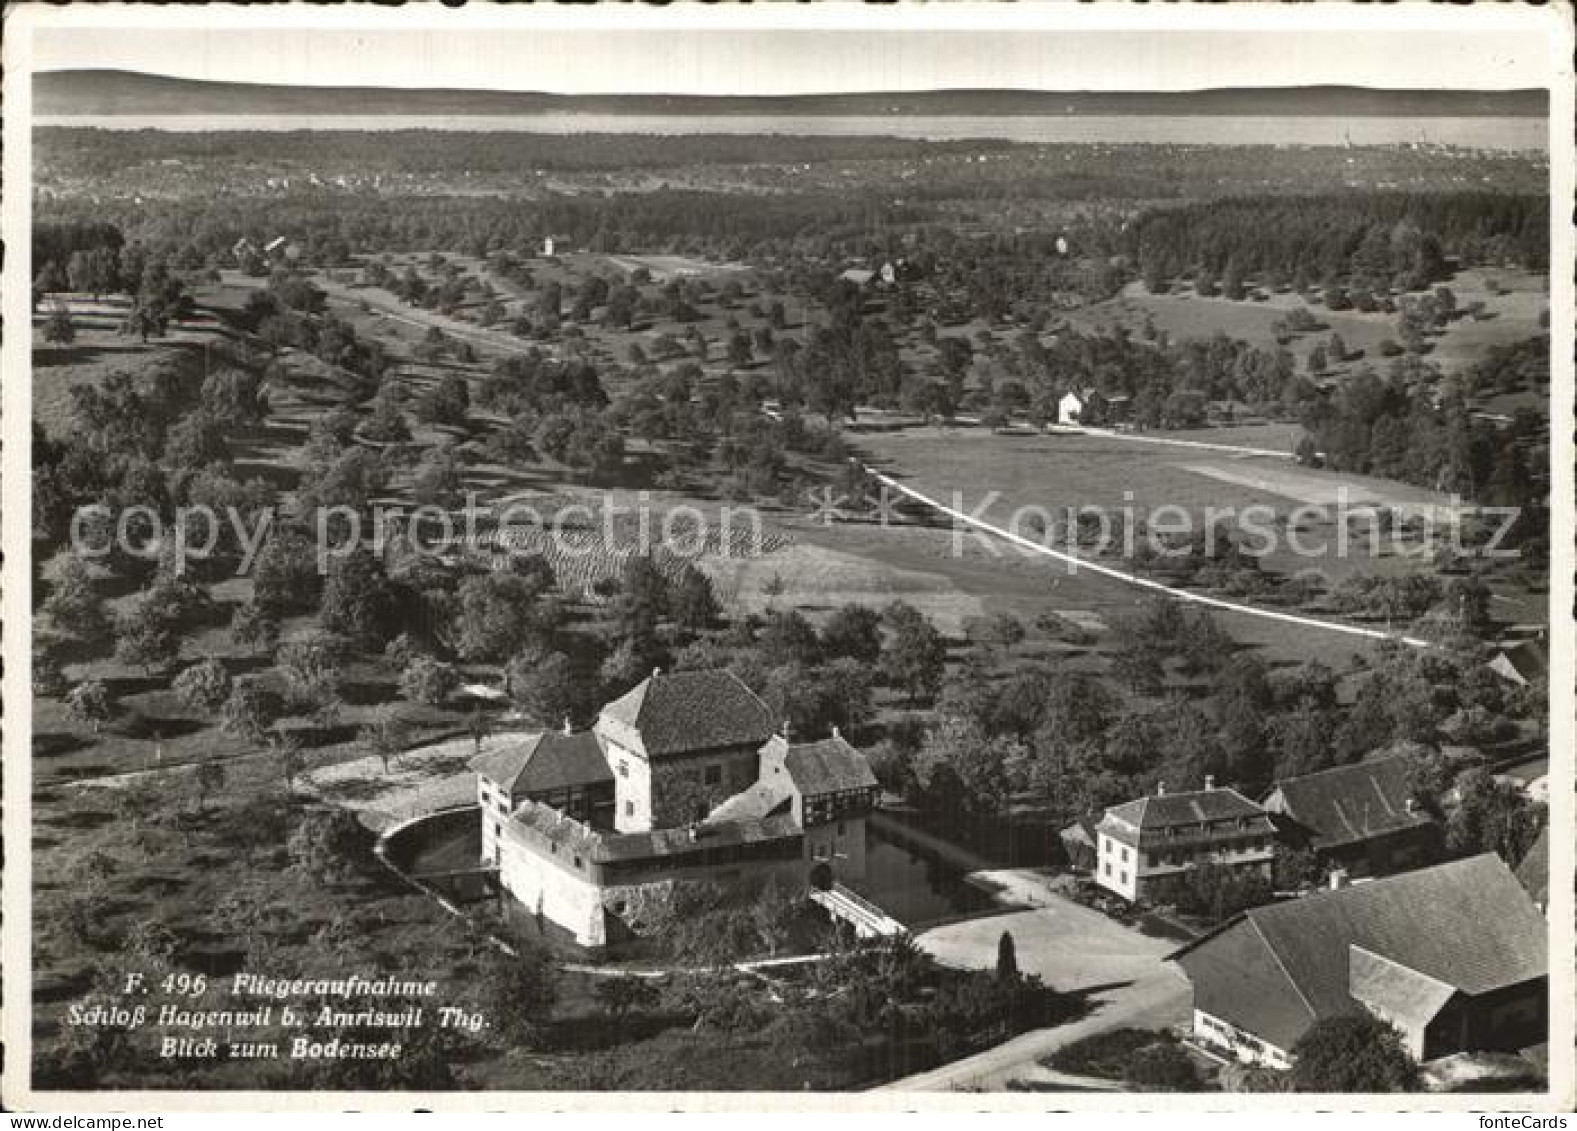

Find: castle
<box><xmin>471</xmin><ymin>668</ymin><xmax>879</xmax><ymax>947</ymax></box>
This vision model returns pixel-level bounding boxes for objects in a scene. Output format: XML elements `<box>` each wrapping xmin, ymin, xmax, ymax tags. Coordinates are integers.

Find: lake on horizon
<box><xmin>35</xmin><ymin>112</ymin><xmax>1549</xmax><ymax>152</ymax></box>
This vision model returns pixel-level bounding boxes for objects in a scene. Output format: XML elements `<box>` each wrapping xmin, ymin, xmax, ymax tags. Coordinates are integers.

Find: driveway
<box><xmin>881</xmin><ymin>879</ymin><xmax>1191</xmax><ymax>1092</ymax></box>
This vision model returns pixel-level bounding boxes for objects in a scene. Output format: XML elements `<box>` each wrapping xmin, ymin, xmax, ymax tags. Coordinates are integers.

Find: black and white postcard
<box><xmin>3</xmin><ymin>1</ymin><xmax>1571</xmax><ymax>1113</ymax></box>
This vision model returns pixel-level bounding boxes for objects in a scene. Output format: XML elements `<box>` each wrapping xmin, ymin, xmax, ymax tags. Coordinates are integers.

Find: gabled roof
<box><xmin>1264</xmin><ymin>754</ymin><xmax>1434</xmax><ymax>850</ymax></box>
<box><xmin>768</xmin><ymin>734</ymin><xmax>879</xmax><ymax>797</ymax></box>
<box><xmin>707</xmin><ymin>777</ymin><xmax>795</xmax><ymax>824</ymax></box>
<box><xmin>1171</xmin><ymin>854</ymin><xmax>1548</xmax><ymax>1051</ymax></box>
<box><xmin>1488</xmin><ymin>639</ymin><xmax>1548</xmax><ymax>685</ymax></box>
<box><xmin>598</xmin><ymin>669</ymin><xmax>776</xmax><ymax>758</ymax></box>
<box><xmin>470</xmin><ymin>730</ymin><xmax>611</xmax><ymax>796</ymax></box>
<box><xmin>1516</xmin><ymin>825</ymin><xmax>1549</xmax><ymax>908</ymax></box>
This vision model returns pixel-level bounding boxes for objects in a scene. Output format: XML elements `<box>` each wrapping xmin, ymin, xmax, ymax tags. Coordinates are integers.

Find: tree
<box><xmin>506</xmin><ymin>646</ymin><xmax>578</xmax><ymax>725</ymax></box>
<box><xmin>251</xmin><ymin>528</ymin><xmax>323</xmax><ymax>617</ymax></box>
<box><xmin>820</xmin><ymin>603</ymin><xmax>883</xmax><ymax>665</ymax></box>
<box><xmin>761</xmin><ymin>608</ymin><xmax>822</xmax><ymax>668</ymax></box>
<box><xmin>454</xmin><ymin>569</ymin><xmax>559</xmax><ymax>664</ymax></box>
<box><xmin>222</xmin><ymin>678</ymin><xmax>281</xmax><ymax>744</ymax></box>
<box><xmin>1446</xmin><ymin>769</ymin><xmax>1544</xmax><ymax>865</ymax></box>
<box><xmin>995</xmin><ymin>931</ymin><xmax>1019</xmax><ymax>982</ymax></box>
<box><xmin>359</xmin><ymin>708</ymin><xmax>408</xmax><ymax>774</ymax></box>
<box><xmin>478</xmin><ymin>947</ymin><xmax>559</xmax><ymax>1049</ymax></box>
<box><xmin>201</xmin><ymin>366</ymin><xmax>269</xmax><ymax>428</ymax></box>
<box><xmin>288</xmin><ymin>807</ymin><xmax>366</xmax><ymax>883</ymax></box>
<box><xmin>412</xmin><ymin>446</ymin><xmax>465</xmax><ymax>509</ymax></box>
<box><xmin>194</xmin><ymin>758</ymin><xmax>227</xmax><ymax>812</ymax></box>
<box><xmin>319</xmin><ymin>548</ymin><xmax>399</xmax><ymax>650</ymax></box>
<box><xmin>114</xmin><ymin>594</ymin><xmax>183</xmax><ymax>675</ymax></box>
<box><xmin>399</xmin><ymin>654</ymin><xmax>459</xmax><ymax>707</ymax></box>
<box><xmin>671</xmin><ymin>564</ymin><xmax>720</xmax><ymax>634</ymax></box>
<box><xmin>467</xmin><ymin>704</ymin><xmax>493</xmax><ymax>756</ymax></box>
<box><xmin>1291</xmin><ymin>1012</ymin><xmax>1417</xmax><ymax>1092</ymax></box>
<box><xmin>43</xmin><ymin>556</ymin><xmax>110</xmax><ymax>642</ymax></box>
<box><xmin>594</xmin><ymin>976</ymin><xmax>660</xmax><ymax>1023</ymax></box>
<box><xmin>276</xmin><ymin>632</ymin><xmax>350</xmax><ymax>710</ymax></box>
<box><xmin>230</xmin><ymin>601</ymin><xmax>280</xmax><ymax>655</ymax></box>
<box><xmin>881</xmin><ymin>604</ymin><xmax>946</xmax><ymax>704</ymax></box>
<box><xmin>610</xmin><ymin>554</ymin><xmax>669</xmax><ymax>651</ymax></box>
<box><xmin>43</xmin><ymin>301</ymin><xmax>76</xmax><ymax>344</ymax></box>
<box><xmin>67</xmin><ymin>678</ymin><xmax>116</xmax><ymax>733</ymax></box>
<box><xmin>173</xmin><ymin>657</ymin><xmax>232</xmax><ymax>716</ymax></box>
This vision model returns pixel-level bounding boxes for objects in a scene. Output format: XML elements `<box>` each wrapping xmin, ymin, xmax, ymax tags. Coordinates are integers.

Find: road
<box><xmin>879</xmin><ymin>880</ymin><xmax>1191</xmax><ymax>1092</ymax></box>
<box><xmin>862</xmin><ymin>466</ymin><xmax>1432</xmax><ymax>649</ymax></box>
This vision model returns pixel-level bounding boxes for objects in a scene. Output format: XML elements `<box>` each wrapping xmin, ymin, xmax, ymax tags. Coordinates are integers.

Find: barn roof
<box><xmin>1171</xmin><ymin>854</ymin><xmax>1548</xmax><ymax>1051</ymax></box>
<box><xmin>1264</xmin><ymin>754</ymin><xmax>1434</xmax><ymax>850</ymax></box>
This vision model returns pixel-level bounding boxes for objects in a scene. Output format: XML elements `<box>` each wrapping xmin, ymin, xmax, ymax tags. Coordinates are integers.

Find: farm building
<box><xmin>1093</xmin><ymin>779</ymin><xmax>1276</xmax><ymax>903</ymax></box>
<box><xmin>1261</xmin><ymin>754</ymin><xmax>1441</xmax><ymax>877</ymax></box>
<box><xmin>1056</xmin><ymin>388</ymin><xmax>1131</xmax><ymax>427</ymax></box>
<box><xmin>1170</xmin><ymin>854</ymin><xmax>1548</xmax><ymax>1067</ymax></box>
<box><xmin>1487</xmin><ymin>638</ymin><xmax>1548</xmax><ymax>686</ymax></box>
<box><xmin>474</xmin><ymin>668</ymin><xmax>880</xmax><ymax>947</ymax></box>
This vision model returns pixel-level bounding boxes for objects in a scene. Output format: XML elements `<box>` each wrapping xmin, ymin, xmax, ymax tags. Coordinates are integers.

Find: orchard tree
<box><xmin>222</xmin><ymin>678</ymin><xmax>282</xmax><ymax>744</ymax></box>
<box><xmin>454</xmin><ymin>568</ymin><xmax>560</xmax><ymax>664</ymax></box>
<box><xmin>359</xmin><ymin>708</ymin><xmax>409</xmax><ymax>774</ymax></box>
<box><xmin>43</xmin><ymin>555</ymin><xmax>110</xmax><ymax>643</ymax></box>
<box><xmin>173</xmin><ymin>657</ymin><xmax>232</xmax><ymax>716</ymax></box>
<box><xmin>399</xmin><ymin>655</ymin><xmax>459</xmax><ymax>707</ymax></box>
<box><xmin>67</xmin><ymin>678</ymin><xmax>117</xmax><ymax>733</ymax></box>
<box><xmin>820</xmin><ymin>603</ymin><xmax>883</xmax><ymax>665</ymax></box>
<box><xmin>230</xmin><ymin>601</ymin><xmax>280</xmax><ymax>655</ymax></box>
<box><xmin>319</xmin><ymin>547</ymin><xmax>399</xmax><ymax>650</ymax></box>
<box><xmin>507</xmin><ymin>646</ymin><xmax>578</xmax><ymax>725</ymax></box>
<box><xmin>881</xmin><ymin>602</ymin><xmax>947</xmax><ymax>704</ymax></box>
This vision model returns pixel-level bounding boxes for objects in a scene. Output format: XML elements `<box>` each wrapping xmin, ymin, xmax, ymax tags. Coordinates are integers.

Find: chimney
<box><xmin>1329</xmin><ymin>869</ymin><xmax>1349</xmax><ymax>891</ymax></box>
<box><xmin>562</xmin><ymin>716</ymin><xmax>573</xmax><ymax>736</ymax></box>
<box><xmin>1204</xmin><ymin>775</ymin><xmax>1216</xmax><ymax>792</ymax></box>
<box><xmin>1404</xmin><ymin>797</ymin><xmax>1417</xmax><ymax>815</ymax></box>
<box><xmin>831</xmin><ymin>724</ymin><xmax>841</xmax><ymax>739</ymax></box>
<box><xmin>651</xmin><ymin>666</ymin><xmax>662</xmax><ymax>680</ymax></box>
<box><xmin>1156</xmin><ymin>781</ymin><xmax>1166</xmax><ymax>797</ymax></box>
<box><xmin>782</xmin><ymin>718</ymin><xmax>792</xmax><ymax>741</ymax></box>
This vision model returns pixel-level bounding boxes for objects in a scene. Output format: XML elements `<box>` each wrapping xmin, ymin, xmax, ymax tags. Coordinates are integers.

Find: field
<box><xmin>1064</xmin><ymin>267</ymin><xmax>1549</xmax><ymax>401</ymax></box>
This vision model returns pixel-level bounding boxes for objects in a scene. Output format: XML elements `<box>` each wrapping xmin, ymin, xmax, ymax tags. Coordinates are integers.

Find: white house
<box><xmin>1094</xmin><ymin>779</ymin><xmax>1276</xmax><ymax>902</ymax></box>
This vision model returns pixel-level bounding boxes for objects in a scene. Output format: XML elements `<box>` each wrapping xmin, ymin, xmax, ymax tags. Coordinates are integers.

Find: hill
<box><xmin>34</xmin><ymin>69</ymin><xmax>1549</xmax><ymax>119</ymax></box>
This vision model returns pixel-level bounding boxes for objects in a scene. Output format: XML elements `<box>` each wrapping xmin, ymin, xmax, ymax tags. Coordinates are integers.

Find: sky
<box><xmin>23</xmin><ymin>6</ymin><xmax>1560</xmax><ymax>96</ymax></box>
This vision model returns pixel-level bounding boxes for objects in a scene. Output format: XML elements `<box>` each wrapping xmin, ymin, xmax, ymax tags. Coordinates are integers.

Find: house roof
<box><xmin>1171</xmin><ymin>854</ymin><xmax>1548</xmax><ymax>1052</ymax></box>
<box><xmin>707</xmin><ymin>776</ymin><xmax>795</xmax><ymax>824</ymax></box>
<box><xmin>839</xmin><ymin>268</ymin><xmax>875</xmax><ymax>285</ymax></box>
<box><xmin>1263</xmin><ymin>754</ymin><xmax>1434</xmax><ymax>850</ymax></box>
<box><xmin>772</xmin><ymin>734</ymin><xmax>879</xmax><ymax>797</ymax></box>
<box><xmin>469</xmin><ymin>730</ymin><xmax>611</xmax><ymax>796</ymax></box>
<box><xmin>598</xmin><ymin>669</ymin><xmax>775</xmax><ymax>758</ymax></box>
<box><xmin>1488</xmin><ymin>639</ymin><xmax>1548</xmax><ymax>685</ymax></box>
<box><xmin>1060</xmin><ymin>816</ymin><xmax>1099</xmax><ymax>847</ymax></box>
<box><xmin>1516</xmin><ymin>825</ymin><xmax>1549</xmax><ymax>908</ymax></box>
<box><xmin>1100</xmin><ymin>787</ymin><xmax>1274</xmax><ymax>847</ymax></box>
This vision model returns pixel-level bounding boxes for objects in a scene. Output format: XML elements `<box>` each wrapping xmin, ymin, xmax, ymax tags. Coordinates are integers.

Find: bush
<box><xmin>1125</xmin><ymin>1041</ymin><xmax>1203</xmax><ymax>1091</ymax></box>
<box><xmin>1047</xmin><ymin>1027</ymin><xmax>1174</xmax><ymax>1081</ymax></box>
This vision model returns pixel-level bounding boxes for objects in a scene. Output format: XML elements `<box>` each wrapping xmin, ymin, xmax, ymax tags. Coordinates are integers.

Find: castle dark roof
<box><xmin>1099</xmin><ymin>787</ymin><xmax>1274</xmax><ymax>848</ymax></box>
<box><xmin>1263</xmin><ymin>754</ymin><xmax>1434</xmax><ymax>850</ymax></box>
<box><xmin>599</xmin><ymin>669</ymin><xmax>775</xmax><ymax>758</ymax></box>
<box><xmin>469</xmin><ymin>730</ymin><xmax>611</xmax><ymax>796</ymax></box>
<box><xmin>768</xmin><ymin>734</ymin><xmax>878</xmax><ymax>797</ymax></box>
<box><xmin>1171</xmin><ymin>854</ymin><xmax>1548</xmax><ymax>1052</ymax></box>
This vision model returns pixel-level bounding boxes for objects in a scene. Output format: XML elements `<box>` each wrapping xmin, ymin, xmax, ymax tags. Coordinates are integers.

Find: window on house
<box><xmin>618</xmin><ymin>761</ymin><xmax>629</xmax><ymax>778</ymax></box>
<box><xmin>1121</xmin><ymin>847</ymin><xmax>1129</xmax><ymax>863</ymax></box>
<box><xmin>624</xmin><ymin>801</ymin><xmax>634</xmax><ymax>817</ymax></box>
<box><xmin>704</xmin><ymin>764</ymin><xmax>722</xmax><ymax>785</ymax></box>
<box><xmin>573</xmin><ymin>854</ymin><xmax>582</xmax><ymax>868</ymax></box>
<box><xmin>1120</xmin><ymin>872</ymin><xmax>1127</xmax><ymax>885</ymax></box>
<box><xmin>1103</xmin><ymin>863</ymin><xmax>1111</xmax><ymax>877</ymax></box>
